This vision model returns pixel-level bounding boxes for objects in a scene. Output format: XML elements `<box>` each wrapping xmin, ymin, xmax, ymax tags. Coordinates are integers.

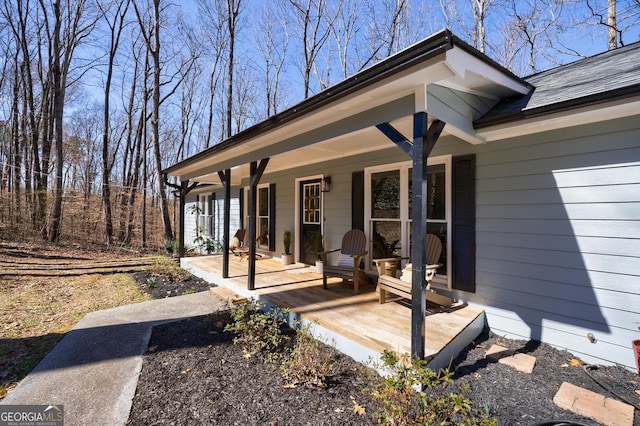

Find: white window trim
<box><xmin>364</xmin><ymin>155</ymin><xmax>452</xmax><ymax>290</ymax></box>
<box><xmin>243</xmin><ymin>183</ymin><xmax>271</xmax><ymax>251</ymax></box>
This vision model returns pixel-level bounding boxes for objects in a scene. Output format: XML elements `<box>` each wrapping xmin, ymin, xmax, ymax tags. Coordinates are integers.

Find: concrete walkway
<box><xmin>1</xmin><ymin>291</ymin><xmax>227</xmax><ymax>426</ymax></box>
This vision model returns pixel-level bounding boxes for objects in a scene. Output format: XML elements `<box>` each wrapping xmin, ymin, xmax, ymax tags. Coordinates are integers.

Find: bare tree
<box><xmin>196</xmin><ymin>0</ymin><xmax>226</xmax><ymax>147</ymax></box>
<box><xmin>504</xmin><ymin>0</ymin><xmax>564</xmax><ymax>74</ymax></box>
<box><xmin>49</xmin><ymin>0</ymin><xmax>98</xmax><ymax>242</ymax></box>
<box><xmin>133</xmin><ymin>0</ymin><xmax>199</xmax><ymax>242</ymax></box>
<box><xmin>97</xmin><ymin>0</ymin><xmax>131</xmax><ymax>244</ymax></box>
<box><xmin>440</xmin><ymin>0</ymin><xmax>496</xmax><ymax>53</ymax></box>
<box><xmin>254</xmin><ymin>0</ymin><xmax>289</xmax><ymax>117</ymax></box>
<box><xmin>586</xmin><ymin>0</ymin><xmax>640</xmax><ymax>48</ymax></box>
<box><xmin>329</xmin><ymin>0</ymin><xmax>363</xmax><ymax>79</ymax></box>
<box><xmin>133</xmin><ymin>0</ymin><xmax>174</xmax><ymax>242</ymax></box>
<box><xmin>225</xmin><ymin>0</ymin><xmax>243</xmax><ymax>138</ymax></box>
<box><xmin>356</xmin><ymin>0</ymin><xmax>411</xmax><ymax>71</ymax></box>
<box><xmin>285</xmin><ymin>0</ymin><xmax>336</xmax><ymax>98</ymax></box>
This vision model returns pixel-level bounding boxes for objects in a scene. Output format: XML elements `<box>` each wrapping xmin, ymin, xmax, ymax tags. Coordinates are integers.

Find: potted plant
<box><xmin>282</xmin><ymin>230</ymin><xmax>293</xmax><ymax>265</ymax></box>
<box><xmin>314</xmin><ymin>231</ymin><xmax>324</xmax><ymax>274</ymax></box>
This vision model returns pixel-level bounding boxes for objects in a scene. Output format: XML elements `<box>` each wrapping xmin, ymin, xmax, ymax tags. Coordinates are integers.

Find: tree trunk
<box><xmin>607</xmin><ymin>0</ymin><xmax>617</xmax><ymax>50</ymax></box>
<box><xmin>151</xmin><ymin>0</ymin><xmax>173</xmax><ymax>241</ymax></box>
<box><xmin>49</xmin><ymin>1</ymin><xmax>64</xmax><ymax>242</ymax></box>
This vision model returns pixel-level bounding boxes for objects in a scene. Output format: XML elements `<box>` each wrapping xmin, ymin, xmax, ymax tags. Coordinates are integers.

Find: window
<box><xmin>365</xmin><ymin>156</ymin><xmax>452</xmax><ymax>289</ymax></box>
<box><xmin>197</xmin><ymin>194</ymin><xmax>214</xmax><ymax>237</ymax></box>
<box><xmin>257</xmin><ymin>185</ymin><xmax>270</xmax><ymax>249</ymax></box>
<box><xmin>242</xmin><ymin>183</ymin><xmax>276</xmax><ymax>252</ymax></box>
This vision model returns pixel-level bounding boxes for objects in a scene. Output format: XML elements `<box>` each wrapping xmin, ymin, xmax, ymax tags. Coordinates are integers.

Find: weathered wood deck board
<box><xmin>185</xmin><ymin>255</ymin><xmax>484</xmax><ymax>362</ymax></box>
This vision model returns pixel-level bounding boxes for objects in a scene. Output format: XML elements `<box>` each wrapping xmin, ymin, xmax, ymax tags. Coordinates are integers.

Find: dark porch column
<box><xmin>248</xmin><ymin>159</ymin><xmax>269</xmax><ymax>290</ymax></box>
<box><xmin>218</xmin><ymin>169</ymin><xmax>231</xmax><ymax>278</ymax></box>
<box><xmin>410</xmin><ymin>113</ymin><xmax>445</xmax><ymax>359</ymax></box>
<box><xmin>178</xmin><ymin>181</ymin><xmax>188</xmax><ymax>258</ymax></box>
<box><xmin>164</xmin><ymin>176</ymin><xmax>197</xmax><ymax>259</ymax></box>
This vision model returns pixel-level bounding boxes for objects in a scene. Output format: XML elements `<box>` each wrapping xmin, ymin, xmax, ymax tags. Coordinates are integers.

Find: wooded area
<box><xmin>0</xmin><ymin>0</ymin><xmax>638</xmax><ymax>250</ymax></box>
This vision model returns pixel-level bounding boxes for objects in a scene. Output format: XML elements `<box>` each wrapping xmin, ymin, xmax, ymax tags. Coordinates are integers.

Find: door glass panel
<box><xmin>371</xmin><ymin>170</ymin><xmax>400</xmax><ymax>219</ymax></box>
<box><xmin>303</xmin><ymin>183</ymin><xmax>321</xmax><ymax>224</ymax></box>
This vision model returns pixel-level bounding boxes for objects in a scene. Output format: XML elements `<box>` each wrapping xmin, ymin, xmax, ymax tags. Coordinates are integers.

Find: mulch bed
<box><xmin>133</xmin><ymin>270</ymin><xmax>213</xmax><ymax>299</ymax></box>
<box><xmin>128</xmin><ymin>275</ymin><xmax>640</xmax><ymax>425</ymax></box>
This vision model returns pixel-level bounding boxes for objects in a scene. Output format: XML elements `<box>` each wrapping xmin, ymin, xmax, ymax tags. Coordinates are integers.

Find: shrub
<box><xmin>224</xmin><ymin>300</ymin><xmax>289</xmax><ymax>356</ymax></box>
<box><xmin>365</xmin><ymin>349</ymin><xmax>497</xmax><ymax>425</ymax></box>
<box><xmin>281</xmin><ymin>322</ymin><xmax>341</xmax><ymax>388</ymax></box>
<box><xmin>147</xmin><ymin>256</ymin><xmax>183</xmax><ymax>281</ymax></box>
<box><xmin>164</xmin><ymin>239</ymin><xmax>179</xmax><ymax>254</ymax></box>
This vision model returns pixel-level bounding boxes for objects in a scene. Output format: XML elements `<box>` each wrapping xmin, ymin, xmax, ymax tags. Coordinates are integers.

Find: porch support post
<box><xmin>164</xmin><ymin>174</ymin><xmax>199</xmax><ymax>259</ymax></box>
<box><xmin>218</xmin><ymin>169</ymin><xmax>231</xmax><ymax>278</ymax></box>
<box><xmin>248</xmin><ymin>159</ymin><xmax>269</xmax><ymax>290</ymax></box>
<box><xmin>178</xmin><ymin>181</ymin><xmax>189</xmax><ymax>259</ymax></box>
<box><xmin>410</xmin><ymin>113</ymin><xmax>445</xmax><ymax>360</ymax></box>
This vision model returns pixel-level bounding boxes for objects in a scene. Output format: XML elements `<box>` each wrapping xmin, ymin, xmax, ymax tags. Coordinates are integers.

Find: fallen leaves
<box><xmin>353</xmin><ymin>403</ymin><xmax>366</xmax><ymax>415</ymax></box>
<box><xmin>569</xmin><ymin>358</ymin><xmax>581</xmax><ymax>367</ymax></box>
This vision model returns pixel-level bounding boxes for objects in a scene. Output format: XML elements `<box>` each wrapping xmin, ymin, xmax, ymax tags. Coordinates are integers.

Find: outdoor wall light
<box><xmin>322</xmin><ymin>176</ymin><xmax>331</xmax><ymax>192</ymax></box>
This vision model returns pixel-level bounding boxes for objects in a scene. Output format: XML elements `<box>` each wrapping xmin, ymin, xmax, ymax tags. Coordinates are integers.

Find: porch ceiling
<box><xmin>192</xmin><ymin>114</ymin><xmax>415</xmax><ymax>185</ymax></box>
<box><xmin>166</xmin><ymin>30</ymin><xmax>531</xmax><ymax>185</ymax></box>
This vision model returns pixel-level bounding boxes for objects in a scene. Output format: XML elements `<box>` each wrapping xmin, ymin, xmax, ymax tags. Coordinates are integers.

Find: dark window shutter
<box><xmin>239</xmin><ymin>188</ymin><xmax>244</xmax><ymax>226</ymax></box>
<box><xmin>269</xmin><ymin>183</ymin><xmax>276</xmax><ymax>251</ymax></box>
<box><xmin>352</xmin><ymin>171</ymin><xmax>364</xmax><ymax>231</ymax></box>
<box><xmin>452</xmin><ymin>154</ymin><xmax>476</xmax><ymax>293</ymax></box>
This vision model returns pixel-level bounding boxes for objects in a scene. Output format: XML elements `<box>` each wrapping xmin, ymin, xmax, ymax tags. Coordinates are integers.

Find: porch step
<box><xmin>209</xmin><ymin>286</ymin><xmax>247</xmax><ymax>306</ymax></box>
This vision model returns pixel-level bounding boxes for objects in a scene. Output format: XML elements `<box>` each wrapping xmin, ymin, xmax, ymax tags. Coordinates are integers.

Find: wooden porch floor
<box><xmin>183</xmin><ymin>255</ymin><xmax>485</xmax><ymax>368</ymax></box>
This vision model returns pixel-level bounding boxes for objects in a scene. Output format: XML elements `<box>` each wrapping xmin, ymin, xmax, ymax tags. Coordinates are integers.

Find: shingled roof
<box><xmin>475</xmin><ymin>41</ymin><xmax>640</xmax><ymax>128</ymax></box>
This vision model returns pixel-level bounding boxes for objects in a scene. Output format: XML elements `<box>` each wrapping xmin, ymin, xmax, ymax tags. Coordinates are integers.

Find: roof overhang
<box><xmin>476</xmin><ymin>93</ymin><xmax>640</xmax><ymax>142</ymax></box>
<box><xmin>165</xmin><ymin>30</ymin><xmax>530</xmax><ymax>184</ymax></box>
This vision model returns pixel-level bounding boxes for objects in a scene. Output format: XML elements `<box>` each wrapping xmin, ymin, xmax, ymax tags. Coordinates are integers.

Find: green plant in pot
<box><xmin>282</xmin><ymin>230</ymin><xmax>293</xmax><ymax>265</ymax></box>
<box><xmin>313</xmin><ymin>231</ymin><xmax>324</xmax><ymax>273</ymax></box>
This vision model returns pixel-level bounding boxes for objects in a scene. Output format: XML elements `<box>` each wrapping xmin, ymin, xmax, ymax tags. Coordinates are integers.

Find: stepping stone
<box><xmin>209</xmin><ymin>286</ymin><xmax>246</xmax><ymax>306</ymax></box>
<box><xmin>553</xmin><ymin>382</ymin><xmax>634</xmax><ymax>426</ymax></box>
<box><xmin>485</xmin><ymin>344</ymin><xmax>537</xmax><ymax>373</ymax></box>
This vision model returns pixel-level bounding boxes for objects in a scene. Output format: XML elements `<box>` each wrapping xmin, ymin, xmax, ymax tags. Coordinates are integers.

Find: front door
<box><xmin>299</xmin><ymin>179</ymin><xmax>322</xmax><ymax>264</ymax></box>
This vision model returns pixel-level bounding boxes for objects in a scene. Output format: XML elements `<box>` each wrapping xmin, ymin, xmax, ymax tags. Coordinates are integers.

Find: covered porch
<box><xmin>182</xmin><ymin>254</ymin><xmax>485</xmax><ymax>370</ymax></box>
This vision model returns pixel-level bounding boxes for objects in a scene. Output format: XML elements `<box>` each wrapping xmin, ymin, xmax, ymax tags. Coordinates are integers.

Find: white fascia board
<box><xmin>476</xmin><ymin>96</ymin><xmax>640</xmax><ymax>142</ymax></box>
<box><xmin>444</xmin><ymin>48</ymin><xmax>530</xmax><ymax>98</ymax></box>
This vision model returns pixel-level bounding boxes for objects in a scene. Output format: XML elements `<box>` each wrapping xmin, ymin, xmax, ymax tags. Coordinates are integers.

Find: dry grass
<box><xmin>0</xmin><ymin>247</ymin><xmax>154</xmax><ymax>399</ymax></box>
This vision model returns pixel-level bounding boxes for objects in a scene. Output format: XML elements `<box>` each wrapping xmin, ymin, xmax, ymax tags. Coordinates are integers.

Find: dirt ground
<box><xmin>0</xmin><ymin>239</ymin><xmax>210</xmax><ymax>399</ymax></box>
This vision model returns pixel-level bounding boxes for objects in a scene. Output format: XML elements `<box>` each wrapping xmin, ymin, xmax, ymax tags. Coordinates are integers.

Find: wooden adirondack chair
<box><xmin>229</xmin><ymin>229</ymin><xmax>248</xmax><ymax>257</ymax></box>
<box><xmin>375</xmin><ymin>233</ymin><xmax>453</xmax><ymax>306</ymax></box>
<box><xmin>318</xmin><ymin>229</ymin><xmax>368</xmax><ymax>293</ymax></box>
